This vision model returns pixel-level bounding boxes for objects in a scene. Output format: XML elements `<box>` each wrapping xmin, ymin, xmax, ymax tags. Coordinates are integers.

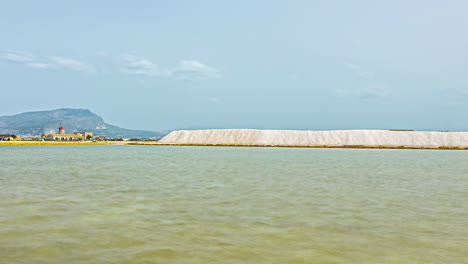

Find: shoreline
<box><xmin>0</xmin><ymin>141</ymin><xmax>113</xmax><ymax>146</ymax></box>
<box><xmin>156</xmin><ymin>129</ymin><xmax>468</xmax><ymax>150</ymax></box>
<box><xmin>137</xmin><ymin>143</ymin><xmax>468</xmax><ymax>150</ymax></box>
<box><xmin>3</xmin><ymin>141</ymin><xmax>467</xmax><ymax>150</ymax></box>
<box><xmin>0</xmin><ymin>141</ymin><xmax>165</xmax><ymax>146</ymax></box>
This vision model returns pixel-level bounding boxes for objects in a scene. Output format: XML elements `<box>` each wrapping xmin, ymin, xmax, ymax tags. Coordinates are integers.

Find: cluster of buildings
<box><xmin>0</xmin><ymin>134</ymin><xmax>21</xmax><ymax>141</ymax></box>
<box><xmin>41</xmin><ymin>126</ymin><xmax>93</xmax><ymax>141</ymax></box>
<box><xmin>1</xmin><ymin>126</ymin><xmax>107</xmax><ymax>142</ymax></box>
<box><xmin>41</xmin><ymin>126</ymin><xmax>108</xmax><ymax>141</ymax></box>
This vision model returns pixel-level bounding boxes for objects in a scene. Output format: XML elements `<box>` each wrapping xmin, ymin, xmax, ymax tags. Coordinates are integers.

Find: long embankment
<box><xmin>0</xmin><ymin>141</ymin><xmax>112</xmax><ymax>146</ymax></box>
<box><xmin>157</xmin><ymin>129</ymin><xmax>468</xmax><ymax>150</ymax></box>
<box><xmin>0</xmin><ymin>141</ymin><xmax>162</xmax><ymax>146</ymax></box>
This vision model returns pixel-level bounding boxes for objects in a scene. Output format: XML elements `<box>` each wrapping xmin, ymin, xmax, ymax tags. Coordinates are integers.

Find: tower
<box><xmin>59</xmin><ymin>126</ymin><xmax>65</xmax><ymax>135</ymax></box>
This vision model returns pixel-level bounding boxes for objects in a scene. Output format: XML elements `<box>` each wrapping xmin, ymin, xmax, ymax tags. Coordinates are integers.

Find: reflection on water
<box><xmin>1</xmin><ymin>146</ymin><xmax>467</xmax><ymax>263</ymax></box>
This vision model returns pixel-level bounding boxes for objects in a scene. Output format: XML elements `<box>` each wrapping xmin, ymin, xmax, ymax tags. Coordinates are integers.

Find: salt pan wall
<box><xmin>158</xmin><ymin>129</ymin><xmax>468</xmax><ymax>148</ymax></box>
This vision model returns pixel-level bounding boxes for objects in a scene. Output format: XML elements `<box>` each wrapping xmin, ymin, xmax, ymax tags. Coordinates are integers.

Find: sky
<box><xmin>1</xmin><ymin>0</ymin><xmax>468</xmax><ymax>132</ymax></box>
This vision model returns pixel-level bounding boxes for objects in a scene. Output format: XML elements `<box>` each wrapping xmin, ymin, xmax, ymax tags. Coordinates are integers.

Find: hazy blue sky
<box><xmin>1</xmin><ymin>0</ymin><xmax>468</xmax><ymax>132</ymax></box>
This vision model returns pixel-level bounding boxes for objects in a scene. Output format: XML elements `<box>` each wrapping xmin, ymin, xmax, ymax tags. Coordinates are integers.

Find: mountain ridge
<box><xmin>0</xmin><ymin>108</ymin><xmax>163</xmax><ymax>139</ymax></box>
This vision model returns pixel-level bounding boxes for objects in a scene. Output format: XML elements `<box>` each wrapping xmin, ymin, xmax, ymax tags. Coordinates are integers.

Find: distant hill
<box><xmin>0</xmin><ymin>108</ymin><xmax>163</xmax><ymax>139</ymax></box>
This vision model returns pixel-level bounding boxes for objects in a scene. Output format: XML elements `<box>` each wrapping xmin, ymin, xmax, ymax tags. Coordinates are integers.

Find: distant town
<box><xmin>0</xmin><ymin>125</ymin><xmax>146</xmax><ymax>142</ymax></box>
<box><xmin>0</xmin><ymin>108</ymin><xmax>163</xmax><ymax>140</ymax></box>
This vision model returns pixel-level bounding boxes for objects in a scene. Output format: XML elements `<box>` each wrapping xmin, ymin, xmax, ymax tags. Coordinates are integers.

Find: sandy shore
<box><xmin>3</xmin><ymin>141</ymin><xmax>468</xmax><ymax>150</ymax></box>
<box><xmin>0</xmin><ymin>141</ymin><xmax>113</xmax><ymax>146</ymax></box>
<box><xmin>0</xmin><ymin>141</ymin><xmax>167</xmax><ymax>146</ymax></box>
<box><xmin>151</xmin><ymin>143</ymin><xmax>468</xmax><ymax>150</ymax></box>
<box><xmin>0</xmin><ymin>141</ymin><xmax>162</xmax><ymax>146</ymax></box>
<box><xmin>4</xmin><ymin>129</ymin><xmax>468</xmax><ymax>150</ymax></box>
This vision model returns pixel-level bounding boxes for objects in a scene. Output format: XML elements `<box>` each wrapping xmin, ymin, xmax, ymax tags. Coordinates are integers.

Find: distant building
<box><xmin>41</xmin><ymin>126</ymin><xmax>93</xmax><ymax>141</ymax></box>
<box><xmin>0</xmin><ymin>134</ymin><xmax>21</xmax><ymax>141</ymax></box>
<box><xmin>74</xmin><ymin>132</ymin><xmax>94</xmax><ymax>139</ymax></box>
<box><xmin>94</xmin><ymin>136</ymin><xmax>107</xmax><ymax>141</ymax></box>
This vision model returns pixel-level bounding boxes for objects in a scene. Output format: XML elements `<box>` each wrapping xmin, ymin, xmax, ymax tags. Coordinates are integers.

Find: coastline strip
<box><xmin>156</xmin><ymin>129</ymin><xmax>468</xmax><ymax>150</ymax></box>
<box><xmin>0</xmin><ymin>141</ymin><xmax>112</xmax><ymax>146</ymax></box>
<box><xmin>132</xmin><ymin>143</ymin><xmax>468</xmax><ymax>150</ymax></box>
<box><xmin>2</xmin><ymin>141</ymin><xmax>468</xmax><ymax>150</ymax></box>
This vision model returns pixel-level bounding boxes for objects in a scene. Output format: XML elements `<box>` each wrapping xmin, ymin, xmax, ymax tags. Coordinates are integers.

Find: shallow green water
<box><xmin>1</xmin><ymin>146</ymin><xmax>467</xmax><ymax>263</ymax></box>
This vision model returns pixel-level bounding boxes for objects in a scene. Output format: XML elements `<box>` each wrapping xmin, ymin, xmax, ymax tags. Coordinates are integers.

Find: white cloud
<box><xmin>1</xmin><ymin>50</ymin><xmax>34</xmax><ymax>62</ymax></box>
<box><xmin>356</xmin><ymin>71</ymin><xmax>375</xmax><ymax>79</ymax></box>
<box><xmin>2</xmin><ymin>51</ymin><xmax>98</xmax><ymax>74</ymax></box>
<box><xmin>344</xmin><ymin>62</ymin><xmax>361</xmax><ymax>70</ymax></box>
<box><xmin>50</xmin><ymin>56</ymin><xmax>97</xmax><ymax>74</ymax></box>
<box><xmin>334</xmin><ymin>83</ymin><xmax>389</xmax><ymax>99</ymax></box>
<box><xmin>119</xmin><ymin>57</ymin><xmax>221</xmax><ymax>80</ymax></box>
<box><xmin>287</xmin><ymin>74</ymin><xmax>298</xmax><ymax>81</ymax></box>
<box><xmin>344</xmin><ymin>62</ymin><xmax>375</xmax><ymax>79</ymax></box>
<box><xmin>358</xmin><ymin>83</ymin><xmax>389</xmax><ymax>98</ymax></box>
<box><xmin>170</xmin><ymin>60</ymin><xmax>222</xmax><ymax>80</ymax></box>
<box><xmin>334</xmin><ymin>89</ymin><xmax>347</xmax><ymax>97</ymax></box>
<box><xmin>120</xmin><ymin>54</ymin><xmax>159</xmax><ymax>76</ymax></box>
<box><xmin>2</xmin><ymin>50</ymin><xmax>223</xmax><ymax>81</ymax></box>
<box><xmin>26</xmin><ymin>62</ymin><xmax>56</xmax><ymax>69</ymax></box>
<box><xmin>95</xmin><ymin>51</ymin><xmax>109</xmax><ymax>58</ymax></box>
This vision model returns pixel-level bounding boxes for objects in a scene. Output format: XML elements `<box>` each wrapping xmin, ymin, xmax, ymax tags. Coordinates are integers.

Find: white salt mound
<box><xmin>158</xmin><ymin>129</ymin><xmax>468</xmax><ymax>148</ymax></box>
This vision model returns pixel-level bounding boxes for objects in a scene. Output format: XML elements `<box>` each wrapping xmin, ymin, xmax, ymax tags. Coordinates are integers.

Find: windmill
<box><xmin>58</xmin><ymin>121</ymin><xmax>65</xmax><ymax>135</ymax></box>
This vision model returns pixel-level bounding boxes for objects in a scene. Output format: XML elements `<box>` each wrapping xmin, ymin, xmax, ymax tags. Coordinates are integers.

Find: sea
<box><xmin>0</xmin><ymin>146</ymin><xmax>467</xmax><ymax>263</ymax></box>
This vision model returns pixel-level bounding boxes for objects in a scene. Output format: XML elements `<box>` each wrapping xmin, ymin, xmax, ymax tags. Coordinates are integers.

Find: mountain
<box><xmin>0</xmin><ymin>108</ymin><xmax>163</xmax><ymax>139</ymax></box>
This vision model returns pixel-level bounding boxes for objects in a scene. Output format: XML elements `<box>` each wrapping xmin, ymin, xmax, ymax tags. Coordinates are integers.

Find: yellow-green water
<box><xmin>1</xmin><ymin>146</ymin><xmax>467</xmax><ymax>263</ymax></box>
